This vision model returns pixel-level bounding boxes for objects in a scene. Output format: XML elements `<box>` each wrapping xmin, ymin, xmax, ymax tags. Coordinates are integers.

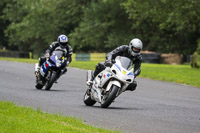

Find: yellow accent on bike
<box><xmin>122</xmin><ymin>70</ymin><xmax>127</xmax><ymax>74</ymax></box>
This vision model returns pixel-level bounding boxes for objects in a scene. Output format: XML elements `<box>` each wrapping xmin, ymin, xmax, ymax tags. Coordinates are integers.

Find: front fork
<box><xmin>47</xmin><ymin>69</ymin><xmax>63</xmax><ymax>82</ymax></box>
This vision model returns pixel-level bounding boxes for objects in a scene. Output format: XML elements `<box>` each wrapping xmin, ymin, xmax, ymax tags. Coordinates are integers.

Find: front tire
<box><xmin>45</xmin><ymin>72</ymin><xmax>57</xmax><ymax>90</ymax></box>
<box><xmin>101</xmin><ymin>85</ymin><xmax>119</xmax><ymax>108</ymax></box>
<box><xmin>83</xmin><ymin>89</ymin><xmax>96</xmax><ymax>106</ymax></box>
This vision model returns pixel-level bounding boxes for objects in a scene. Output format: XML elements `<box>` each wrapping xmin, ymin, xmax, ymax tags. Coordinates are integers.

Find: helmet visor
<box><xmin>60</xmin><ymin>42</ymin><xmax>67</xmax><ymax>46</ymax></box>
<box><xmin>132</xmin><ymin>47</ymin><xmax>140</xmax><ymax>53</ymax></box>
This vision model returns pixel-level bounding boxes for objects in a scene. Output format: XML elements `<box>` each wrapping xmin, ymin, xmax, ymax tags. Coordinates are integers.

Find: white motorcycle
<box><xmin>83</xmin><ymin>56</ymin><xmax>136</xmax><ymax>108</ymax></box>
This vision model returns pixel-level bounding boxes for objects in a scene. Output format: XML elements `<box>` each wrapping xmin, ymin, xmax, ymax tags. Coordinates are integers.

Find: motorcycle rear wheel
<box><xmin>45</xmin><ymin>72</ymin><xmax>57</xmax><ymax>90</ymax></box>
<box><xmin>83</xmin><ymin>89</ymin><xmax>96</xmax><ymax>106</ymax></box>
<box><xmin>101</xmin><ymin>85</ymin><xmax>119</xmax><ymax>108</ymax></box>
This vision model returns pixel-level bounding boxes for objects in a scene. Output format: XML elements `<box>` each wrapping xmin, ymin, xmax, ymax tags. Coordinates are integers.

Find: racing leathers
<box><xmin>92</xmin><ymin>45</ymin><xmax>142</xmax><ymax>91</ymax></box>
<box><xmin>39</xmin><ymin>41</ymin><xmax>73</xmax><ymax>69</ymax></box>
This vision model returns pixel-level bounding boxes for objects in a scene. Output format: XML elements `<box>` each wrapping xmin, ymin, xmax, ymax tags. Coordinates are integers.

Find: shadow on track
<box><xmin>33</xmin><ymin>89</ymin><xmax>68</xmax><ymax>92</ymax></box>
<box><xmin>81</xmin><ymin>105</ymin><xmax>145</xmax><ymax>111</ymax></box>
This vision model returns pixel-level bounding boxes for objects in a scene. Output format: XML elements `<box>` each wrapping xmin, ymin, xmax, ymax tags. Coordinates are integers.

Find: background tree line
<box><xmin>0</xmin><ymin>0</ymin><xmax>200</xmax><ymax>56</ymax></box>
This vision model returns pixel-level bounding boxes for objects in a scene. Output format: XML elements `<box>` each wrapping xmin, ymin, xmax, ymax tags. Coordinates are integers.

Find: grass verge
<box><xmin>0</xmin><ymin>57</ymin><xmax>38</xmax><ymax>63</ymax></box>
<box><xmin>0</xmin><ymin>101</ymin><xmax>119</xmax><ymax>133</ymax></box>
<box><xmin>70</xmin><ymin>61</ymin><xmax>200</xmax><ymax>88</ymax></box>
<box><xmin>0</xmin><ymin>57</ymin><xmax>200</xmax><ymax>87</ymax></box>
<box><xmin>140</xmin><ymin>63</ymin><xmax>200</xmax><ymax>87</ymax></box>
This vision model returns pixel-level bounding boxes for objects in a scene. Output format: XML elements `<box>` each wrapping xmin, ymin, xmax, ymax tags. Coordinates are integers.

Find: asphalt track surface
<box><xmin>0</xmin><ymin>61</ymin><xmax>200</xmax><ymax>133</ymax></box>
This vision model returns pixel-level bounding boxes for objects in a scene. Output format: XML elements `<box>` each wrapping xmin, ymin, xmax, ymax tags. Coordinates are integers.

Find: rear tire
<box><xmin>45</xmin><ymin>72</ymin><xmax>57</xmax><ymax>90</ymax></box>
<box><xmin>83</xmin><ymin>90</ymin><xmax>96</xmax><ymax>106</ymax></box>
<box><xmin>101</xmin><ymin>85</ymin><xmax>119</xmax><ymax>108</ymax></box>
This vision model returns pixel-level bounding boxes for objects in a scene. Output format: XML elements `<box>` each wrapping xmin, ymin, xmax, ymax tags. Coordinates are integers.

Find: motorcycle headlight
<box><xmin>56</xmin><ymin>60</ymin><xmax>62</xmax><ymax>67</ymax></box>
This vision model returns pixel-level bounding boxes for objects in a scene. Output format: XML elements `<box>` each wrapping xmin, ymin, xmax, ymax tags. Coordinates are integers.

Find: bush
<box><xmin>191</xmin><ymin>54</ymin><xmax>200</xmax><ymax>68</ymax></box>
<box><xmin>191</xmin><ymin>39</ymin><xmax>200</xmax><ymax>68</ymax></box>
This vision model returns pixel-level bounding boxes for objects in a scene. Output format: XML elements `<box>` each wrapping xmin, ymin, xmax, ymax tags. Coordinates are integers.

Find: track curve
<box><xmin>0</xmin><ymin>61</ymin><xmax>200</xmax><ymax>133</ymax></box>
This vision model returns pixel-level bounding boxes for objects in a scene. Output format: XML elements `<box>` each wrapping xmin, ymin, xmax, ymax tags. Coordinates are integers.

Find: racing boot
<box><xmin>86</xmin><ymin>76</ymin><xmax>94</xmax><ymax>86</ymax></box>
<box><xmin>62</xmin><ymin>67</ymin><xmax>67</xmax><ymax>74</ymax></box>
<box><xmin>86</xmin><ymin>70</ymin><xmax>95</xmax><ymax>86</ymax></box>
<box><xmin>34</xmin><ymin>63</ymin><xmax>40</xmax><ymax>75</ymax></box>
<box><xmin>86</xmin><ymin>64</ymin><xmax>103</xmax><ymax>86</ymax></box>
<box><xmin>126</xmin><ymin>81</ymin><xmax>137</xmax><ymax>91</ymax></box>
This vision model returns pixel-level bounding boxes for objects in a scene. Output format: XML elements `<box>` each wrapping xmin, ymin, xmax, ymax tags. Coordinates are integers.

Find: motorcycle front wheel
<box><xmin>45</xmin><ymin>72</ymin><xmax>57</xmax><ymax>90</ymax></box>
<box><xmin>101</xmin><ymin>85</ymin><xmax>119</xmax><ymax>108</ymax></box>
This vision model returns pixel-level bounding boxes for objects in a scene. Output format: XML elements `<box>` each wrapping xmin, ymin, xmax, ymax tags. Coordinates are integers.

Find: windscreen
<box><xmin>118</xmin><ymin>57</ymin><xmax>133</xmax><ymax>70</ymax></box>
<box><xmin>52</xmin><ymin>50</ymin><xmax>64</xmax><ymax>60</ymax></box>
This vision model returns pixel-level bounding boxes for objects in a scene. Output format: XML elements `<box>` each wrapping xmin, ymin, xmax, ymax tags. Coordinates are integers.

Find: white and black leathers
<box><xmin>93</xmin><ymin>45</ymin><xmax>142</xmax><ymax>78</ymax></box>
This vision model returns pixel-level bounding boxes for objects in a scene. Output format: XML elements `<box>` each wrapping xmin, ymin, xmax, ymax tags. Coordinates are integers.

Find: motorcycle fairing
<box><xmin>40</xmin><ymin>52</ymin><xmax>66</xmax><ymax>77</ymax></box>
<box><xmin>40</xmin><ymin>61</ymin><xmax>52</xmax><ymax>77</ymax></box>
<box><xmin>90</xmin><ymin>56</ymin><xmax>135</xmax><ymax>103</ymax></box>
<box><xmin>105</xmin><ymin>80</ymin><xmax>121</xmax><ymax>92</ymax></box>
<box><xmin>91</xmin><ymin>81</ymin><xmax>102</xmax><ymax>102</ymax></box>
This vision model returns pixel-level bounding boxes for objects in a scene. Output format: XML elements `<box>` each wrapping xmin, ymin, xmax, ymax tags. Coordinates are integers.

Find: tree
<box><xmin>1</xmin><ymin>0</ymin><xmax>200</xmax><ymax>55</ymax></box>
<box><xmin>2</xmin><ymin>0</ymin><xmax>84</xmax><ymax>55</ymax></box>
<box><xmin>69</xmin><ymin>0</ymin><xmax>133</xmax><ymax>52</ymax></box>
<box><xmin>0</xmin><ymin>0</ymin><xmax>14</xmax><ymax>50</ymax></box>
<box><xmin>123</xmin><ymin>0</ymin><xmax>200</xmax><ymax>55</ymax></box>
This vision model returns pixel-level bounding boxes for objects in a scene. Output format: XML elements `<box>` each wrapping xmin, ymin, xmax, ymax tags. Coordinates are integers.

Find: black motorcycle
<box><xmin>35</xmin><ymin>49</ymin><xmax>67</xmax><ymax>90</ymax></box>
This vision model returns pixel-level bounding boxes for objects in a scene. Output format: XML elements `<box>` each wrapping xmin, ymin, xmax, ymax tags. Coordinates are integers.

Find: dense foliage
<box><xmin>0</xmin><ymin>0</ymin><xmax>200</xmax><ymax>55</ymax></box>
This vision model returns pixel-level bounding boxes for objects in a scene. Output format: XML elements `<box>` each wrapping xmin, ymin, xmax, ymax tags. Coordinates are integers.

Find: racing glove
<box><xmin>66</xmin><ymin>61</ymin><xmax>70</xmax><ymax>66</ymax></box>
<box><xmin>105</xmin><ymin>60</ymin><xmax>113</xmax><ymax>67</ymax></box>
<box><xmin>45</xmin><ymin>53</ymin><xmax>50</xmax><ymax>60</ymax></box>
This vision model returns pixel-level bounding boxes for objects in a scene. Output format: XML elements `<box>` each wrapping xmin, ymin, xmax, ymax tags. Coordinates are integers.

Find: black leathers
<box><xmin>93</xmin><ymin>45</ymin><xmax>142</xmax><ymax>78</ymax></box>
<box><xmin>39</xmin><ymin>41</ymin><xmax>73</xmax><ymax>66</ymax></box>
<box><xmin>46</xmin><ymin>41</ymin><xmax>73</xmax><ymax>63</ymax></box>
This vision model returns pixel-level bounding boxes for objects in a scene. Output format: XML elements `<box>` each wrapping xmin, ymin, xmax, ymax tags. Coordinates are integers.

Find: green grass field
<box><xmin>0</xmin><ymin>57</ymin><xmax>200</xmax><ymax>87</ymax></box>
<box><xmin>140</xmin><ymin>63</ymin><xmax>200</xmax><ymax>87</ymax></box>
<box><xmin>0</xmin><ymin>101</ymin><xmax>119</xmax><ymax>133</ymax></box>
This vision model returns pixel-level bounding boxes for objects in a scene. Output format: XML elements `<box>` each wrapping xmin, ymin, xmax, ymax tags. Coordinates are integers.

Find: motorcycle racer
<box><xmin>36</xmin><ymin>35</ymin><xmax>73</xmax><ymax>80</ymax></box>
<box><xmin>87</xmin><ymin>38</ymin><xmax>143</xmax><ymax>91</ymax></box>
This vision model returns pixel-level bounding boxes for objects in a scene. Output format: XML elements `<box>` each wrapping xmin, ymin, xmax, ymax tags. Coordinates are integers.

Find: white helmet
<box><xmin>128</xmin><ymin>38</ymin><xmax>143</xmax><ymax>57</ymax></box>
<box><xmin>58</xmin><ymin>34</ymin><xmax>68</xmax><ymax>47</ymax></box>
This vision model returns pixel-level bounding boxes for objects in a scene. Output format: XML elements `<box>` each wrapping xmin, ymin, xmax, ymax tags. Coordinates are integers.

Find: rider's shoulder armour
<box><xmin>117</xmin><ymin>45</ymin><xmax>128</xmax><ymax>51</ymax></box>
<box><xmin>50</xmin><ymin>41</ymin><xmax>59</xmax><ymax>48</ymax></box>
<box><xmin>67</xmin><ymin>45</ymin><xmax>73</xmax><ymax>55</ymax></box>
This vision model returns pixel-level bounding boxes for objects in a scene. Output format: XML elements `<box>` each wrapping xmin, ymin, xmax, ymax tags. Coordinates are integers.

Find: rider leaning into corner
<box><xmin>37</xmin><ymin>34</ymin><xmax>73</xmax><ymax>77</ymax></box>
<box><xmin>87</xmin><ymin>38</ymin><xmax>143</xmax><ymax>91</ymax></box>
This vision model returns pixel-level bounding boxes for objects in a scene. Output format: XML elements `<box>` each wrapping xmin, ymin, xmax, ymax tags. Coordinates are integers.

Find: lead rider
<box><xmin>87</xmin><ymin>38</ymin><xmax>143</xmax><ymax>91</ymax></box>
